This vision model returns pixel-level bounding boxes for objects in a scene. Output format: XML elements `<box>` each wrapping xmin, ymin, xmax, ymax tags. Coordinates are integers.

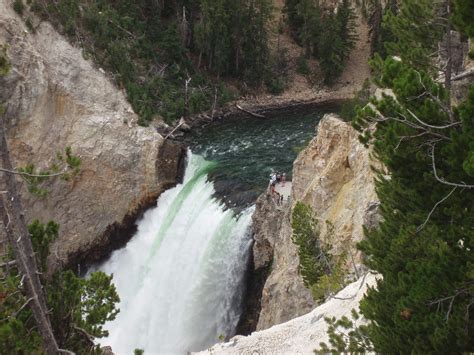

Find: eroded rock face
<box><xmin>252</xmin><ymin>114</ymin><xmax>378</xmax><ymax>331</ymax></box>
<box><xmin>238</xmin><ymin>193</ymin><xmax>314</xmax><ymax>333</ymax></box>
<box><xmin>292</xmin><ymin>114</ymin><xmax>379</xmax><ymax>271</ymax></box>
<box><xmin>254</xmin><ymin>196</ymin><xmax>315</xmax><ymax>331</ymax></box>
<box><xmin>0</xmin><ymin>3</ymin><xmax>184</xmax><ymax>272</ymax></box>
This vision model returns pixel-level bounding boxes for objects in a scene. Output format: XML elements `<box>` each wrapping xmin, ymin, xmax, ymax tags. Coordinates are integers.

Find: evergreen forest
<box><xmin>316</xmin><ymin>0</ymin><xmax>474</xmax><ymax>352</ymax></box>
<box><xmin>10</xmin><ymin>0</ymin><xmax>359</xmax><ymax>124</ymax></box>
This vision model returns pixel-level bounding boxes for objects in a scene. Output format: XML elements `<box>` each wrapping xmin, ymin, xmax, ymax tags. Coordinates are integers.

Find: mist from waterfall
<box><xmin>91</xmin><ymin>152</ymin><xmax>254</xmax><ymax>354</ymax></box>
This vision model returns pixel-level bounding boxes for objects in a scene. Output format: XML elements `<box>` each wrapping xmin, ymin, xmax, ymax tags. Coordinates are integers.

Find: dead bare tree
<box><xmin>183</xmin><ymin>74</ymin><xmax>192</xmax><ymax>120</ymax></box>
<box><xmin>0</xmin><ymin>115</ymin><xmax>60</xmax><ymax>354</ymax></box>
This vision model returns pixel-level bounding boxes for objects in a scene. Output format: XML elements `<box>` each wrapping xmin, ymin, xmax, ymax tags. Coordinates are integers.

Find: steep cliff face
<box><xmin>244</xmin><ymin>194</ymin><xmax>314</xmax><ymax>332</ymax></box>
<box><xmin>0</xmin><ymin>2</ymin><xmax>184</xmax><ymax>272</ymax></box>
<box><xmin>292</xmin><ymin>114</ymin><xmax>379</xmax><ymax>270</ymax></box>
<box><xmin>251</xmin><ymin>113</ymin><xmax>379</xmax><ymax>331</ymax></box>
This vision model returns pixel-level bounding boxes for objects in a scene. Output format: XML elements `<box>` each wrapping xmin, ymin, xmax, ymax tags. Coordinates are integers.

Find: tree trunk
<box><xmin>183</xmin><ymin>76</ymin><xmax>192</xmax><ymax>120</ymax></box>
<box><xmin>444</xmin><ymin>0</ymin><xmax>452</xmax><ymax>104</ymax></box>
<box><xmin>0</xmin><ymin>116</ymin><xmax>59</xmax><ymax>354</ymax></box>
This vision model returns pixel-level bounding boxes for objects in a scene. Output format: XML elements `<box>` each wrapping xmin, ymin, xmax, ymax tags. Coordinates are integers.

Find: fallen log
<box><xmin>164</xmin><ymin>121</ymin><xmax>184</xmax><ymax>140</ymax></box>
<box><xmin>235</xmin><ymin>104</ymin><xmax>265</xmax><ymax>118</ymax></box>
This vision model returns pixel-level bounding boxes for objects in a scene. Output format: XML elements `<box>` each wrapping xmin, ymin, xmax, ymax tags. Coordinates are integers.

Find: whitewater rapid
<box><xmin>92</xmin><ymin>152</ymin><xmax>254</xmax><ymax>354</ymax></box>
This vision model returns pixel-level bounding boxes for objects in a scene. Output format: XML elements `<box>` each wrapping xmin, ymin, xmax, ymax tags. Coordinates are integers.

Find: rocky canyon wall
<box><xmin>0</xmin><ymin>1</ymin><xmax>184</xmax><ymax>272</ymax></box>
<box><xmin>292</xmin><ymin>114</ymin><xmax>380</xmax><ymax>270</ymax></box>
<box><xmin>249</xmin><ymin>114</ymin><xmax>379</xmax><ymax>331</ymax></box>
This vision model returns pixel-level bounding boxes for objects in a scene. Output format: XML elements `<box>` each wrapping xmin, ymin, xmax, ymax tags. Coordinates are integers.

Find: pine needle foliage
<box><xmin>25</xmin><ymin>1</ymin><xmax>255</xmax><ymax>124</ymax></box>
<box><xmin>349</xmin><ymin>0</ymin><xmax>474</xmax><ymax>351</ymax></box>
<box><xmin>453</xmin><ymin>0</ymin><xmax>474</xmax><ymax>37</ymax></box>
<box><xmin>382</xmin><ymin>0</ymin><xmax>445</xmax><ymax>73</ymax></box>
<box><xmin>284</xmin><ymin>0</ymin><xmax>357</xmax><ymax>84</ymax></box>
<box><xmin>195</xmin><ymin>0</ymin><xmax>272</xmax><ymax>85</ymax></box>
<box><xmin>353</xmin><ymin>59</ymin><xmax>474</xmax><ymax>354</ymax></box>
<box><xmin>453</xmin><ymin>0</ymin><xmax>474</xmax><ymax>58</ymax></box>
<box><xmin>291</xmin><ymin>202</ymin><xmax>328</xmax><ymax>288</ymax></box>
<box><xmin>1</xmin><ymin>220</ymin><xmax>120</xmax><ymax>353</ymax></box>
<box><xmin>316</xmin><ymin>309</ymin><xmax>373</xmax><ymax>354</ymax></box>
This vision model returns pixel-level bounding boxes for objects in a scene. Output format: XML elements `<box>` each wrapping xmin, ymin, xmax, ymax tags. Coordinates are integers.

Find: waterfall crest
<box><xmin>93</xmin><ymin>152</ymin><xmax>254</xmax><ymax>354</ymax></box>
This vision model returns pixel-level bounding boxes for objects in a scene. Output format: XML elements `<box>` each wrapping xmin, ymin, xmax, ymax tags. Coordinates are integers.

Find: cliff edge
<box><xmin>248</xmin><ymin>113</ymin><xmax>379</xmax><ymax>331</ymax></box>
<box><xmin>0</xmin><ymin>1</ymin><xmax>184</xmax><ymax>272</ymax></box>
<box><xmin>292</xmin><ymin>114</ymin><xmax>380</xmax><ymax>269</ymax></box>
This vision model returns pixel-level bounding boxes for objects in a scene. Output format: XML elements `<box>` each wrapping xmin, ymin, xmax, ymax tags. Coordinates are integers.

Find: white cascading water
<box><xmin>91</xmin><ymin>151</ymin><xmax>254</xmax><ymax>354</ymax></box>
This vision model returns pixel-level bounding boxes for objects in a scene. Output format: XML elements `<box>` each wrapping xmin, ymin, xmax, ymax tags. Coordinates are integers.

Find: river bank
<box><xmin>158</xmin><ymin>0</ymin><xmax>370</xmax><ymax>136</ymax></box>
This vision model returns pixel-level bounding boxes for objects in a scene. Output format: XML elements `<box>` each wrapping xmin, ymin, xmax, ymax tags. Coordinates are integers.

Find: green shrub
<box><xmin>13</xmin><ymin>0</ymin><xmax>25</xmax><ymax>15</ymax></box>
<box><xmin>296</xmin><ymin>55</ymin><xmax>310</xmax><ymax>75</ymax></box>
<box><xmin>189</xmin><ymin>89</ymin><xmax>210</xmax><ymax>115</ymax></box>
<box><xmin>291</xmin><ymin>202</ymin><xmax>329</xmax><ymax>287</ymax></box>
<box><xmin>265</xmin><ymin>77</ymin><xmax>286</xmax><ymax>95</ymax></box>
<box><xmin>340</xmin><ymin>79</ymin><xmax>371</xmax><ymax>122</ymax></box>
<box><xmin>311</xmin><ymin>253</ymin><xmax>346</xmax><ymax>302</ymax></box>
<box><xmin>316</xmin><ymin>310</ymin><xmax>373</xmax><ymax>353</ymax></box>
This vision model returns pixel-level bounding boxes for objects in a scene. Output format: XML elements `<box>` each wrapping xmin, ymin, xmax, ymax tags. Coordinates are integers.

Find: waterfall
<box><xmin>91</xmin><ymin>152</ymin><xmax>254</xmax><ymax>354</ymax></box>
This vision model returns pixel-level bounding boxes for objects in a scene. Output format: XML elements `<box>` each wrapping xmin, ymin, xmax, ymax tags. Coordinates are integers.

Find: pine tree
<box><xmin>1</xmin><ymin>219</ymin><xmax>120</xmax><ymax>353</ymax></box>
<box><xmin>295</xmin><ymin>0</ymin><xmax>321</xmax><ymax>57</ymax></box>
<box><xmin>350</xmin><ymin>0</ymin><xmax>474</xmax><ymax>351</ymax></box>
<box><xmin>383</xmin><ymin>0</ymin><xmax>445</xmax><ymax>72</ymax></box>
<box><xmin>291</xmin><ymin>202</ymin><xmax>328</xmax><ymax>288</ymax></box>
<box><xmin>194</xmin><ymin>0</ymin><xmax>271</xmax><ymax>83</ymax></box>
<box><xmin>318</xmin><ymin>0</ymin><xmax>357</xmax><ymax>84</ymax></box>
<box><xmin>453</xmin><ymin>0</ymin><xmax>474</xmax><ymax>37</ymax></box>
<box><xmin>284</xmin><ymin>0</ymin><xmax>303</xmax><ymax>38</ymax></box>
<box><xmin>453</xmin><ymin>0</ymin><xmax>474</xmax><ymax>58</ymax></box>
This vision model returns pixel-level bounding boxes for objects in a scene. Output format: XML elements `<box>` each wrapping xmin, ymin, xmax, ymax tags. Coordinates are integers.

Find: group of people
<box><xmin>269</xmin><ymin>171</ymin><xmax>286</xmax><ymax>206</ymax></box>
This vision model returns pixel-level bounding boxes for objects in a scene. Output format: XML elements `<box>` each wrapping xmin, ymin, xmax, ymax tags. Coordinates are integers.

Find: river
<box><xmin>90</xmin><ymin>106</ymin><xmax>339</xmax><ymax>354</ymax></box>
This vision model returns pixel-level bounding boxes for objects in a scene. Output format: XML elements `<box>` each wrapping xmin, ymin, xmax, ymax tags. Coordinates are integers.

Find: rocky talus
<box><xmin>0</xmin><ymin>2</ymin><xmax>184</xmax><ymax>272</ymax></box>
<box><xmin>250</xmin><ymin>114</ymin><xmax>379</xmax><ymax>331</ymax></box>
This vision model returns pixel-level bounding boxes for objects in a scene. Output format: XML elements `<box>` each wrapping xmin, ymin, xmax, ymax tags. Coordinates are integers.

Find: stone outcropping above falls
<box><xmin>292</xmin><ymin>114</ymin><xmax>380</xmax><ymax>270</ymax></box>
<box><xmin>0</xmin><ymin>2</ymin><xmax>184</xmax><ymax>272</ymax></box>
<box><xmin>248</xmin><ymin>113</ymin><xmax>379</xmax><ymax>331</ymax></box>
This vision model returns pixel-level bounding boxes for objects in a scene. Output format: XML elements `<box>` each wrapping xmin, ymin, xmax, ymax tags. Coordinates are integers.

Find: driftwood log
<box><xmin>235</xmin><ymin>104</ymin><xmax>265</xmax><ymax>118</ymax></box>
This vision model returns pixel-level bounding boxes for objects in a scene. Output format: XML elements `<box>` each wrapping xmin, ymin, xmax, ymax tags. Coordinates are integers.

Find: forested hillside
<box><xmin>10</xmin><ymin>0</ymin><xmax>361</xmax><ymax>125</ymax></box>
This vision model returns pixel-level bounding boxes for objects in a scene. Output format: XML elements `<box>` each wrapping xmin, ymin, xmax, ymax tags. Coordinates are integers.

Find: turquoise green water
<box><xmin>189</xmin><ymin>105</ymin><xmax>341</xmax><ymax>206</ymax></box>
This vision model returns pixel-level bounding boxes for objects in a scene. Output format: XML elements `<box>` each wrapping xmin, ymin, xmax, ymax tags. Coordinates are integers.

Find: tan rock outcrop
<box><xmin>0</xmin><ymin>1</ymin><xmax>184</xmax><ymax>272</ymax></box>
<box><xmin>254</xmin><ymin>113</ymin><xmax>378</xmax><ymax>331</ymax></box>
<box><xmin>292</xmin><ymin>114</ymin><xmax>379</xmax><ymax>269</ymax></box>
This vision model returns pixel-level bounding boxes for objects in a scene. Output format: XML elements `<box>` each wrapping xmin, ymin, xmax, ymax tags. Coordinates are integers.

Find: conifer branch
<box><xmin>413</xmin><ymin>70</ymin><xmax>455</xmax><ymax>122</ymax></box>
<box><xmin>0</xmin><ymin>167</ymin><xmax>66</xmax><ymax>178</ymax></box>
<box><xmin>394</xmin><ymin>131</ymin><xmax>429</xmax><ymax>151</ymax></box>
<box><xmin>73</xmin><ymin>325</ymin><xmax>95</xmax><ymax>344</ymax></box>
<box><xmin>430</xmin><ymin>145</ymin><xmax>474</xmax><ymax>189</ymax></box>
<box><xmin>330</xmin><ymin>272</ymin><xmax>372</xmax><ymax>301</ymax></box>
<box><xmin>406</xmin><ymin>108</ymin><xmax>459</xmax><ymax>130</ymax></box>
<box><xmin>416</xmin><ymin>186</ymin><xmax>457</xmax><ymax>232</ymax></box>
<box><xmin>428</xmin><ymin>283</ymin><xmax>473</xmax><ymax>321</ymax></box>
